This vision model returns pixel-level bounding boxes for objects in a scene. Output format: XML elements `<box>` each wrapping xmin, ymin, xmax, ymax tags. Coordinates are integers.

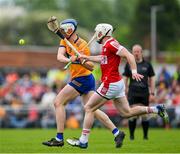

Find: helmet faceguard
<box><xmin>59</xmin><ymin>19</ymin><xmax>78</xmax><ymax>39</ymax></box>
<box><xmin>94</xmin><ymin>23</ymin><xmax>113</xmax><ymax>44</ymax></box>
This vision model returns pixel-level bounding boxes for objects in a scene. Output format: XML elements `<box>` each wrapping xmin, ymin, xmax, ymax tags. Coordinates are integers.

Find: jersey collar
<box><xmin>103</xmin><ymin>37</ymin><xmax>114</xmax><ymax>47</ymax></box>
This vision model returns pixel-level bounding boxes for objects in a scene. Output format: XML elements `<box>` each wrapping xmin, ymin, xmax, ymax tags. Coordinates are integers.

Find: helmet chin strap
<box><xmin>97</xmin><ymin>39</ymin><xmax>103</xmax><ymax>44</ymax></box>
<box><xmin>66</xmin><ymin>31</ymin><xmax>76</xmax><ymax>39</ymax></box>
<box><xmin>97</xmin><ymin>29</ymin><xmax>111</xmax><ymax>44</ymax></box>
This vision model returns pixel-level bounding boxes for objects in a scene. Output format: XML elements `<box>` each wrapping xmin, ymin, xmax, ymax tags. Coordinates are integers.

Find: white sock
<box><xmin>79</xmin><ymin>129</ymin><xmax>90</xmax><ymax>144</ymax></box>
<box><xmin>146</xmin><ymin>106</ymin><xmax>158</xmax><ymax>114</ymax></box>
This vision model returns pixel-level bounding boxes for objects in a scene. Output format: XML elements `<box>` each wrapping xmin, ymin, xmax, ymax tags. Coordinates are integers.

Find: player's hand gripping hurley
<box><xmin>64</xmin><ymin>34</ymin><xmax>96</xmax><ymax>70</ymax></box>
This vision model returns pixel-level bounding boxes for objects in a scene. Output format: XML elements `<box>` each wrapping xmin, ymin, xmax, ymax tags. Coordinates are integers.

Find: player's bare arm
<box><xmin>80</xmin><ymin>55</ymin><xmax>102</xmax><ymax>63</ymax></box>
<box><xmin>117</xmin><ymin>47</ymin><xmax>143</xmax><ymax>81</ymax></box>
<box><xmin>57</xmin><ymin>47</ymin><xmax>94</xmax><ymax>71</ymax></box>
<box><xmin>57</xmin><ymin>47</ymin><xmax>71</xmax><ymax>63</ymax></box>
<box><xmin>57</xmin><ymin>47</ymin><xmax>79</xmax><ymax>63</ymax></box>
<box><xmin>77</xmin><ymin>48</ymin><xmax>94</xmax><ymax>71</ymax></box>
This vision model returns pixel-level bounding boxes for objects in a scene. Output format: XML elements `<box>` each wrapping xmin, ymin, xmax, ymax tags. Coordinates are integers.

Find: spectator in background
<box><xmin>123</xmin><ymin>44</ymin><xmax>155</xmax><ymax>140</ymax></box>
<box><xmin>0</xmin><ymin>72</ymin><xmax>5</xmax><ymax>86</ymax></box>
<box><xmin>156</xmin><ymin>66</ymin><xmax>172</xmax><ymax>106</ymax></box>
<box><xmin>172</xmin><ymin>85</ymin><xmax>180</xmax><ymax>106</ymax></box>
<box><xmin>66</xmin><ymin>112</ymin><xmax>80</xmax><ymax>129</ymax></box>
<box><xmin>9</xmin><ymin>108</ymin><xmax>27</xmax><ymax>128</ymax></box>
<box><xmin>171</xmin><ymin>85</ymin><xmax>180</xmax><ymax>127</ymax></box>
<box><xmin>41</xmin><ymin>110</ymin><xmax>56</xmax><ymax>128</ymax></box>
<box><xmin>172</xmin><ymin>65</ymin><xmax>180</xmax><ymax>91</ymax></box>
<box><xmin>26</xmin><ymin>104</ymin><xmax>39</xmax><ymax>128</ymax></box>
<box><xmin>66</xmin><ymin>97</ymin><xmax>83</xmax><ymax>124</ymax></box>
<box><xmin>103</xmin><ymin>100</ymin><xmax>120</xmax><ymax>126</ymax></box>
<box><xmin>156</xmin><ymin>81</ymin><xmax>169</xmax><ymax>104</ymax></box>
<box><xmin>6</xmin><ymin>71</ymin><xmax>19</xmax><ymax>84</ymax></box>
<box><xmin>30</xmin><ymin>71</ymin><xmax>41</xmax><ymax>83</ymax></box>
<box><xmin>39</xmin><ymin>84</ymin><xmax>56</xmax><ymax>110</ymax></box>
<box><xmin>46</xmin><ymin>68</ymin><xmax>68</xmax><ymax>86</ymax></box>
<box><xmin>17</xmin><ymin>74</ymin><xmax>33</xmax><ymax>105</ymax></box>
<box><xmin>0</xmin><ymin>106</ymin><xmax>6</xmax><ymax>127</ymax></box>
<box><xmin>158</xmin><ymin>66</ymin><xmax>171</xmax><ymax>87</ymax></box>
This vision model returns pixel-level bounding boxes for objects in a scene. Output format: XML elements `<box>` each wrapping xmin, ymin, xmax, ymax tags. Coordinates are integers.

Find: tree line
<box><xmin>0</xmin><ymin>0</ymin><xmax>179</xmax><ymax>51</ymax></box>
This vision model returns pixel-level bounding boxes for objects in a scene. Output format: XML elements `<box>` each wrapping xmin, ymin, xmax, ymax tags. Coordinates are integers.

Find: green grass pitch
<box><xmin>0</xmin><ymin>128</ymin><xmax>180</xmax><ymax>153</ymax></box>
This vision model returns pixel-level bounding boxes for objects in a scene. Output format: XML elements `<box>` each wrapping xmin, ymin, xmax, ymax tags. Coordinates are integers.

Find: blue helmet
<box><xmin>59</xmin><ymin>19</ymin><xmax>78</xmax><ymax>39</ymax></box>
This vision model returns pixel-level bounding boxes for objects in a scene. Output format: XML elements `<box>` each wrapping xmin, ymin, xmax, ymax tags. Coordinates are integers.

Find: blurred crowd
<box><xmin>0</xmin><ymin>64</ymin><xmax>180</xmax><ymax>129</ymax></box>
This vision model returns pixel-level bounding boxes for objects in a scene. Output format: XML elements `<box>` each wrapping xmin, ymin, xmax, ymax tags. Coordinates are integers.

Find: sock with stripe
<box><xmin>112</xmin><ymin>128</ymin><xmax>120</xmax><ymax>137</ymax></box>
<box><xmin>79</xmin><ymin>129</ymin><xmax>90</xmax><ymax>144</ymax></box>
<box><xmin>56</xmin><ymin>133</ymin><xmax>63</xmax><ymax>141</ymax></box>
<box><xmin>146</xmin><ymin>106</ymin><xmax>158</xmax><ymax>114</ymax></box>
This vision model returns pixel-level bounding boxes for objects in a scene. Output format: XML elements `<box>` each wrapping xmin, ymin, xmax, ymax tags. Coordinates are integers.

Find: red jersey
<box><xmin>100</xmin><ymin>37</ymin><xmax>123</xmax><ymax>84</ymax></box>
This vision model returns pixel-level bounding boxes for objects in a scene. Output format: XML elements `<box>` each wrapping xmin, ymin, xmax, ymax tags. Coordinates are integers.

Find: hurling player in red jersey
<box><xmin>67</xmin><ymin>23</ymin><xmax>169</xmax><ymax>149</ymax></box>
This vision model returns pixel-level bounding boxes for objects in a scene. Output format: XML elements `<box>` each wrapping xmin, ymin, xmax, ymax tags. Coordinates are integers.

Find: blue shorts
<box><xmin>69</xmin><ymin>74</ymin><xmax>95</xmax><ymax>95</ymax></box>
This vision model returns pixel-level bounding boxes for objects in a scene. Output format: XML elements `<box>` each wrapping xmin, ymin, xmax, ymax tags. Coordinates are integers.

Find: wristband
<box><xmin>132</xmin><ymin>69</ymin><xmax>137</xmax><ymax>74</ymax></box>
<box><xmin>81</xmin><ymin>59</ymin><xmax>86</xmax><ymax>64</ymax></box>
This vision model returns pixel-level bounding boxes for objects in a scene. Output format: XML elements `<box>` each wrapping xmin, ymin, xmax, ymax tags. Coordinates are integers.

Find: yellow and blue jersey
<box><xmin>59</xmin><ymin>36</ymin><xmax>92</xmax><ymax>79</ymax></box>
<box><xmin>59</xmin><ymin>35</ymin><xmax>95</xmax><ymax>95</ymax></box>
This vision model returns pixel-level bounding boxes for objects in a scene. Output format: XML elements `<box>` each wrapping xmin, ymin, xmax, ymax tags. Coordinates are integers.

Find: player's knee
<box><xmin>84</xmin><ymin>104</ymin><xmax>92</xmax><ymax>113</ymax></box>
<box><xmin>121</xmin><ymin>110</ymin><xmax>131</xmax><ymax>118</ymax></box>
<box><xmin>54</xmin><ymin>99</ymin><xmax>59</xmax><ymax>108</ymax></box>
<box><xmin>54</xmin><ymin>98</ymin><xmax>65</xmax><ymax>108</ymax></box>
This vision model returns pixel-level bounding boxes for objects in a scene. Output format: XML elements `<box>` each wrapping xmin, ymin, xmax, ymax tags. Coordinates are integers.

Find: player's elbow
<box><xmin>57</xmin><ymin>55</ymin><xmax>62</xmax><ymax>62</ymax></box>
<box><xmin>129</xmin><ymin>54</ymin><xmax>135</xmax><ymax>63</ymax></box>
<box><xmin>57</xmin><ymin>55</ymin><xmax>65</xmax><ymax>63</ymax></box>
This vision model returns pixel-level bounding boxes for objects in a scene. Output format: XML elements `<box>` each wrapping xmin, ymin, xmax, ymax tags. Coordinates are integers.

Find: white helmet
<box><xmin>94</xmin><ymin>23</ymin><xmax>113</xmax><ymax>43</ymax></box>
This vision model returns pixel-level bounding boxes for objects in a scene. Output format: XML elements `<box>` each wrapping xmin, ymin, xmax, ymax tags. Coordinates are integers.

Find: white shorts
<box><xmin>96</xmin><ymin>79</ymin><xmax>125</xmax><ymax>100</ymax></box>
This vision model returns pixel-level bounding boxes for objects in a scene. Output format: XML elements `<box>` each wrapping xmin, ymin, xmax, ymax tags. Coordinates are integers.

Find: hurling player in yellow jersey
<box><xmin>42</xmin><ymin>19</ymin><xmax>125</xmax><ymax>147</ymax></box>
